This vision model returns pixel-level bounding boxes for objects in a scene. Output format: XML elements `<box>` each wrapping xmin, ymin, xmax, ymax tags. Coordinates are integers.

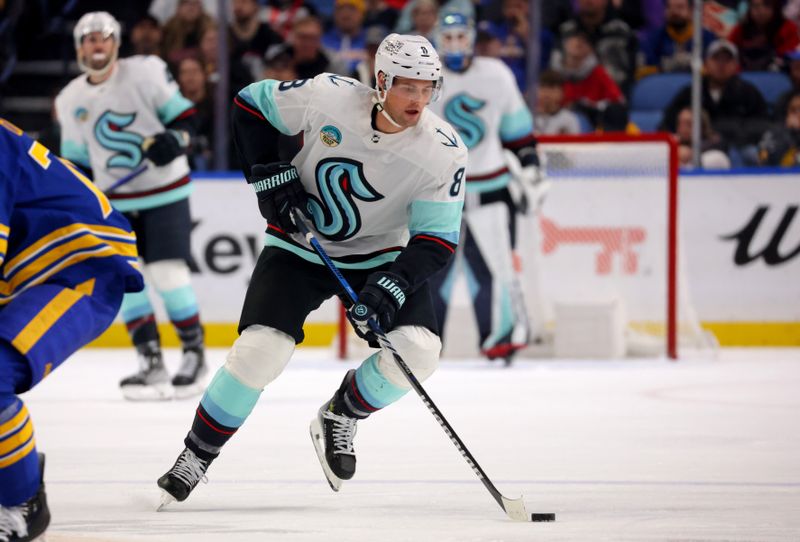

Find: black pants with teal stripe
<box><xmin>0</xmin><ymin>265</ymin><xmax>125</xmax><ymax>506</ymax></box>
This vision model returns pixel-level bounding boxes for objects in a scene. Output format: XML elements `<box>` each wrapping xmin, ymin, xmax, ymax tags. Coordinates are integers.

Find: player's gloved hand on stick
<box><xmin>143</xmin><ymin>130</ymin><xmax>189</xmax><ymax>166</ymax></box>
<box><xmin>248</xmin><ymin>162</ymin><xmax>308</xmax><ymax>233</ymax></box>
<box><xmin>349</xmin><ymin>271</ymin><xmax>409</xmax><ymax>342</ymax></box>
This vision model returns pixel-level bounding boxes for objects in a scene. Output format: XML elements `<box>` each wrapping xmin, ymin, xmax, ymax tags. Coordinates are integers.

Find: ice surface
<box><xmin>22</xmin><ymin>348</ymin><xmax>800</xmax><ymax>541</ymax></box>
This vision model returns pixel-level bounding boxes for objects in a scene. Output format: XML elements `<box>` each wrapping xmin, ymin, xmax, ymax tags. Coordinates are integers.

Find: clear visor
<box><xmin>437</xmin><ymin>27</ymin><xmax>474</xmax><ymax>57</ymax></box>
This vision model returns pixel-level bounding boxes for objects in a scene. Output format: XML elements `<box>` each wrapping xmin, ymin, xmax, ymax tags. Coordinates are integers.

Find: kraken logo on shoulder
<box><xmin>94</xmin><ymin>111</ymin><xmax>144</xmax><ymax>169</ymax></box>
<box><xmin>306</xmin><ymin>158</ymin><xmax>383</xmax><ymax>241</ymax></box>
<box><xmin>443</xmin><ymin>93</ymin><xmax>486</xmax><ymax>149</ymax></box>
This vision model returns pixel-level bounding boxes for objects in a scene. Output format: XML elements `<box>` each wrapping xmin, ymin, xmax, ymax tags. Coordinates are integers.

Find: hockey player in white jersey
<box><xmin>428</xmin><ymin>11</ymin><xmax>543</xmax><ymax>364</ymax></box>
<box><xmin>55</xmin><ymin>12</ymin><xmax>207</xmax><ymax>400</ymax></box>
<box><xmin>157</xmin><ymin>34</ymin><xmax>467</xmax><ymax>505</ymax></box>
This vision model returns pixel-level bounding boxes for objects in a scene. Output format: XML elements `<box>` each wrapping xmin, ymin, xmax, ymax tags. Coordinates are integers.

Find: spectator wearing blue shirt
<box><xmin>322</xmin><ymin>0</ymin><xmax>368</xmax><ymax>73</ymax></box>
<box><xmin>640</xmin><ymin>0</ymin><xmax>716</xmax><ymax>77</ymax></box>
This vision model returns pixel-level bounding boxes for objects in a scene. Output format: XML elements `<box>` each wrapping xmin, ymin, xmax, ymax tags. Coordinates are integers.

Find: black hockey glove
<box><xmin>248</xmin><ymin>162</ymin><xmax>307</xmax><ymax>233</ymax></box>
<box><xmin>143</xmin><ymin>130</ymin><xmax>189</xmax><ymax>166</ymax></box>
<box><xmin>349</xmin><ymin>272</ymin><xmax>409</xmax><ymax>342</ymax></box>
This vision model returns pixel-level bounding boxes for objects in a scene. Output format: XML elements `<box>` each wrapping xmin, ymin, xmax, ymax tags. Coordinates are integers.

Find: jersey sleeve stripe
<box><xmin>238</xmin><ymin>81</ymin><xmax>293</xmax><ymax>135</ymax></box>
<box><xmin>233</xmin><ymin>96</ymin><xmax>266</xmax><ymax>120</ymax></box>
<box><xmin>4</xmin><ymin>223</ymin><xmax>136</xmax><ymax>276</ymax></box>
<box><xmin>156</xmin><ymin>90</ymin><xmax>196</xmax><ymax>125</ymax></box>
<box><xmin>411</xmin><ymin>234</ymin><xmax>456</xmax><ymax>253</ymax></box>
<box><xmin>60</xmin><ymin>139</ymin><xmax>91</xmax><ymax>169</ymax></box>
<box><xmin>409</xmin><ymin>199</ymin><xmax>463</xmax><ymax>243</ymax></box>
<box><xmin>499</xmin><ymin>107</ymin><xmax>534</xmax><ymax>143</ymax></box>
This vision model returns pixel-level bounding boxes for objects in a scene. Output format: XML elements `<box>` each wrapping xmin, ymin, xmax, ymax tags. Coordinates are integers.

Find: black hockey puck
<box><xmin>531</xmin><ymin>513</ymin><xmax>556</xmax><ymax>522</ymax></box>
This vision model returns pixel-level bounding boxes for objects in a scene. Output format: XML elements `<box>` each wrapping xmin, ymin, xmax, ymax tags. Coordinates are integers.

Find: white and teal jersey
<box><xmin>238</xmin><ymin>73</ymin><xmax>468</xmax><ymax>268</ymax></box>
<box><xmin>55</xmin><ymin>55</ymin><xmax>194</xmax><ymax>211</ymax></box>
<box><xmin>428</xmin><ymin>57</ymin><xmax>534</xmax><ymax>194</ymax></box>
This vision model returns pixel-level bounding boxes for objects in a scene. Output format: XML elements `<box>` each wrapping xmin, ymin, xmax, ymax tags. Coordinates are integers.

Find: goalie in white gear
<box><xmin>428</xmin><ymin>11</ymin><xmax>544</xmax><ymax>364</ymax></box>
<box><xmin>55</xmin><ymin>12</ymin><xmax>207</xmax><ymax>400</ymax></box>
<box><xmin>157</xmin><ymin>34</ymin><xmax>467</xmax><ymax>505</ymax></box>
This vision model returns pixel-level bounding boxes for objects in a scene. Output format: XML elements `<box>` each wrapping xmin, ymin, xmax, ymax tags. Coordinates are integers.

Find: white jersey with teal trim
<box><xmin>428</xmin><ymin>57</ymin><xmax>533</xmax><ymax>194</ymax></box>
<box><xmin>238</xmin><ymin>73</ymin><xmax>468</xmax><ymax>267</ymax></box>
<box><xmin>55</xmin><ymin>55</ymin><xmax>193</xmax><ymax>211</ymax></box>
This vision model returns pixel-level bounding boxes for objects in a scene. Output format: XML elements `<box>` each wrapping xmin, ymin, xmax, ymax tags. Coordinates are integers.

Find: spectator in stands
<box><xmin>129</xmin><ymin>15</ymin><xmax>164</xmax><ymax>57</ymax></box>
<box><xmin>555</xmin><ymin>0</ymin><xmax>638</xmax><ymax>95</ymax></box>
<box><xmin>703</xmin><ymin>0</ymin><xmax>748</xmax><ymax>37</ymax></box>
<box><xmin>612</xmin><ymin>0</ymin><xmax>666</xmax><ymax>40</ymax></box>
<box><xmin>287</xmin><ymin>16</ymin><xmax>348</xmax><ymax>78</ymax></box>
<box><xmin>674</xmin><ymin>106</ymin><xmax>732</xmax><ymax>168</ymax></box>
<box><xmin>350</xmin><ymin>25</ymin><xmax>387</xmax><ymax>87</ymax></box>
<box><xmin>230</xmin><ymin>0</ymin><xmax>284</xmax><ymax>82</ymax></box>
<box><xmin>729</xmin><ymin>0</ymin><xmax>800</xmax><ymax>71</ymax></box>
<box><xmin>553</xmin><ymin>30</ymin><xmax>626</xmax><ymax>129</ymax></box>
<box><xmin>774</xmin><ymin>49</ymin><xmax>800</xmax><ymax>117</ymax></box>
<box><xmin>639</xmin><ymin>0</ymin><xmax>716</xmax><ymax>77</ymax></box>
<box><xmin>758</xmin><ymin>90</ymin><xmax>800</xmax><ymax>165</ymax></box>
<box><xmin>479</xmin><ymin>0</ymin><xmax>554</xmax><ymax>92</ymax></box>
<box><xmin>161</xmin><ymin>0</ymin><xmax>215</xmax><ymax>64</ymax></box>
<box><xmin>661</xmin><ymin>40</ymin><xmax>770</xmax><ymax>161</ymax></box>
<box><xmin>176</xmin><ymin>56</ymin><xmax>213</xmax><ymax>170</ymax></box>
<box><xmin>535</xmin><ymin>70</ymin><xmax>584</xmax><ymax>134</ymax></box>
<box><xmin>323</xmin><ymin>0</ymin><xmax>368</xmax><ymax>74</ymax></box>
<box><xmin>149</xmin><ymin>0</ymin><xmax>224</xmax><ymax>24</ymax></box>
<box><xmin>264</xmin><ymin>0</ymin><xmax>316</xmax><ymax>39</ymax></box>
<box><xmin>363</xmin><ymin>0</ymin><xmax>400</xmax><ymax>30</ymax></box>
<box><xmin>198</xmin><ymin>22</ymin><xmax>253</xmax><ymax>93</ymax></box>
<box><xmin>407</xmin><ymin>0</ymin><xmax>439</xmax><ymax>39</ymax></box>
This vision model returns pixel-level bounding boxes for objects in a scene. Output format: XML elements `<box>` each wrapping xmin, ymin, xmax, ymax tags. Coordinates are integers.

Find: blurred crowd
<box><xmin>3</xmin><ymin>0</ymin><xmax>800</xmax><ymax>169</ymax></box>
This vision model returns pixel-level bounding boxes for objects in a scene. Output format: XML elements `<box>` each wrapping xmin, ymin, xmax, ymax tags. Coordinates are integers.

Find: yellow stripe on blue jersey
<box><xmin>0</xmin><ymin>223</ymin><xmax>8</xmax><ymax>266</ymax></box>
<box><xmin>0</xmin><ymin>404</ymin><xmax>36</xmax><ymax>469</ymax></box>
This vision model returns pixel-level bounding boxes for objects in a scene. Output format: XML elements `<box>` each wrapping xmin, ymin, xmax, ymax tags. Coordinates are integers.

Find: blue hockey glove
<box><xmin>349</xmin><ymin>272</ymin><xmax>409</xmax><ymax>341</ymax></box>
<box><xmin>248</xmin><ymin>162</ymin><xmax>308</xmax><ymax>233</ymax></box>
<box><xmin>143</xmin><ymin>130</ymin><xmax>188</xmax><ymax>166</ymax></box>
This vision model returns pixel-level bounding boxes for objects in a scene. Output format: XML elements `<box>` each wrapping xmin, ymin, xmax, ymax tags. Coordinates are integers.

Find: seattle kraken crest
<box><xmin>444</xmin><ymin>93</ymin><xmax>486</xmax><ymax>149</ymax></box>
<box><xmin>306</xmin><ymin>158</ymin><xmax>383</xmax><ymax>241</ymax></box>
<box><xmin>94</xmin><ymin>110</ymin><xmax>145</xmax><ymax>169</ymax></box>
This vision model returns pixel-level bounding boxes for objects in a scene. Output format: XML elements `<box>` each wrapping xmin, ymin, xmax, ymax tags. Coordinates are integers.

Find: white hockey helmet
<box><xmin>374</xmin><ymin>33</ymin><xmax>443</xmax><ymax>102</ymax></box>
<box><xmin>73</xmin><ymin>11</ymin><xmax>121</xmax><ymax>77</ymax></box>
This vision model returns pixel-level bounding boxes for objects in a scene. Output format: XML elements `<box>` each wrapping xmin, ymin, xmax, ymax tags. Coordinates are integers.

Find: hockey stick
<box><xmin>105</xmin><ymin>164</ymin><xmax>149</xmax><ymax>194</ymax></box>
<box><xmin>291</xmin><ymin>209</ymin><xmax>553</xmax><ymax>523</ymax></box>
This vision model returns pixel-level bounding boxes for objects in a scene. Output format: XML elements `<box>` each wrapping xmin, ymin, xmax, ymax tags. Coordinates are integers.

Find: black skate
<box><xmin>172</xmin><ymin>347</ymin><xmax>208</xmax><ymax>400</ymax></box>
<box><xmin>120</xmin><ymin>343</ymin><xmax>171</xmax><ymax>401</ymax></box>
<box><xmin>0</xmin><ymin>454</ymin><xmax>50</xmax><ymax>542</ymax></box>
<box><xmin>309</xmin><ymin>374</ymin><xmax>359</xmax><ymax>492</ymax></box>
<box><xmin>157</xmin><ymin>448</ymin><xmax>211</xmax><ymax>510</ymax></box>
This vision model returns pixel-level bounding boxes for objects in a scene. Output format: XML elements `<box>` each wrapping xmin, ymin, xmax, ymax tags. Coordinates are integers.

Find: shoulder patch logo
<box><xmin>320</xmin><ymin>125</ymin><xmax>342</xmax><ymax>147</ymax></box>
<box><xmin>75</xmin><ymin>107</ymin><xmax>89</xmax><ymax>122</ymax></box>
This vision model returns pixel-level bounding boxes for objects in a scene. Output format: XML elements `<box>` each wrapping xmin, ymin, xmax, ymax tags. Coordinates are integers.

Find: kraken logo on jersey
<box><xmin>307</xmin><ymin>158</ymin><xmax>384</xmax><ymax>241</ymax></box>
<box><xmin>94</xmin><ymin>111</ymin><xmax>145</xmax><ymax>169</ymax></box>
<box><xmin>443</xmin><ymin>93</ymin><xmax>486</xmax><ymax>149</ymax></box>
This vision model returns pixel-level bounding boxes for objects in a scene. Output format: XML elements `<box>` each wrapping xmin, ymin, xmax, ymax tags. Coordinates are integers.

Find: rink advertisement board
<box><xmin>91</xmin><ymin>171</ymin><xmax>799</xmax><ymax>348</ymax></box>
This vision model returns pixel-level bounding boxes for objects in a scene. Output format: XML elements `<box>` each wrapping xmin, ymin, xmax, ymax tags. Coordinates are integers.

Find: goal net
<box><xmin>339</xmin><ymin>133</ymin><xmax>716</xmax><ymax>360</ymax></box>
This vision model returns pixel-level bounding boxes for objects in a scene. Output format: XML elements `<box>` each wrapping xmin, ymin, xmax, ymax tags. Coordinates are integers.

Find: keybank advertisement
<box><xmin>180</xmin><ymin>173</ymin><xmax>797</xmax><ymax>341</ymax></box>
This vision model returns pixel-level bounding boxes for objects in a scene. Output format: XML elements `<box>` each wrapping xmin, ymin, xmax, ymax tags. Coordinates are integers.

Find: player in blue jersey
<box><xmin>0</xmin><ymin>118</ymin><xmax>143</xmax><ymax>542</ymax></box>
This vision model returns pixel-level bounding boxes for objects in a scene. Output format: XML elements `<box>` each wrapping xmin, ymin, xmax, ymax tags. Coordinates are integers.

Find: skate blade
<box><xmin>309</xmin><ymin>417</ymin><xmax>342</xmax><ymax>492</ymax></box>
<box><xmin>121</xmin><ymin>382</ymin><xmax>173</xmax><ymax>402</ymax></box>
<box><xmin>157</xmin><ymin>489</ymin><xmax>176</xmax><ymax>511</ymax></box>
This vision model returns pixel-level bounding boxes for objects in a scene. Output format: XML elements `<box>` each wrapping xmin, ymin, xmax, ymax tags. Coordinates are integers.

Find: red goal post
<box><xmin>337</xmin><ymin>132</ymin><xmax>705</xmax><ymax>360</ymax></box>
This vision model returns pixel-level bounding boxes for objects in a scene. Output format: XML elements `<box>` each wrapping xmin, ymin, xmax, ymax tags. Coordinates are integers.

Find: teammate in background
<box><xmin>156</xmin><ymin>34</ymin><xmax>467</xmax><ymax>505</ymax></box>
<box><xmin>0</xmin><ymin>119</ymin><xmax>144</xmax><ymax>542</ymax></box>
<box><xmin>55</xmin><ymin>12</ymin><xmax>207</xmax><ymax>400</ymax></box>
<box><xmin>427</xmin><ymin>11</ymin><xmax>544</xmax><ymax>365</ymax></box>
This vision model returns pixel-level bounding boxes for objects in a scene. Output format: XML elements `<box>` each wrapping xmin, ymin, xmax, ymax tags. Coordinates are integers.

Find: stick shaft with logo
<box><xmin>289</xmin><ymin>208</ymin><xmax>555</xmax><ymax>523</ymax></box>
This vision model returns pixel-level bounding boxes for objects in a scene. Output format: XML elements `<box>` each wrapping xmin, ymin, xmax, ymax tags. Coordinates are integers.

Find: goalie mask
<box><xmin>435</xmin><ymin>11</ymin><xmax>475</xmax><ymax>72</ymax></box>
<box><xmin>374</xmin><ymin>33</ymin><xmax>443</xmax><ymax>103</ymax></box>
<box><xmin>73</xmin><ymin>11</ymin><xmax>121</xmax><ymax>78</ymax></box>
